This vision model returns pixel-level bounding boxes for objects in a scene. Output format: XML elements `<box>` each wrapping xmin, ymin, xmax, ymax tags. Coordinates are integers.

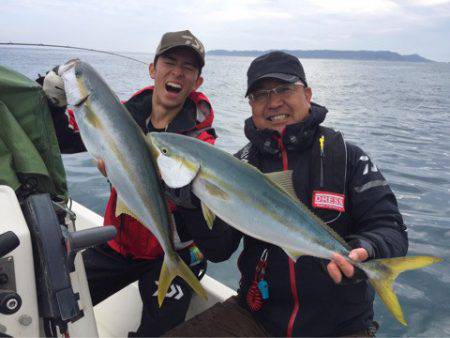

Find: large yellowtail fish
<box><xmin>59</xmin><ymin>60</ymin><xmax>206</xmax><ymax>306</ymax></box>
<box><xmin>148</xmin><ymin>131</ymin><xmax>442</xmax><ymax>325</ymax></box>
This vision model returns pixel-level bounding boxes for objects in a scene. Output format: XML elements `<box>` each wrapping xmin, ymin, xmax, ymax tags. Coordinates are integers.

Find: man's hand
<box><xmin>42</xmin><ymin>66</ymin><xmax>67</xmax><ymax>108</ymax></box>
<box><xmin>96</xmin><ymin>159</ymin><xmax>107</xmax><ymax>177</ymax></box>
<box><xmin>326</xmin><ymin>248</ymin><xmax>369</xmax><ymax>284</ymax></box>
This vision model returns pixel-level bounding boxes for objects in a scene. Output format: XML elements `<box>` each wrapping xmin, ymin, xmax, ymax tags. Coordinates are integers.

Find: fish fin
<box><xmin>115</xmin><ymin>197</ymin><xmax>140</xmax><ymax>221</ymax></box>
<box><xmin>203</xmin><ymin>180</ymin><xmax>229</xmax><ymax>200</ymax></box>
<box><xmin>283</xmin><ymin>247</ymin><xmax>306</xmax><ymax>262</ymax></box>
<box><xmin>265</xmin><ymin>170</ymin><xmax>297</xmax><ymax>199</ymax></box>
<box><xmin>157</xmin><ymin>254</ymin><xmax>207</xmax><ymax>307</ymax></box>
<box><xmin>368</xmin><ymin>255</ymin><xmax>443</xmax><ymax>326</ymax></box>
<box><xmin>266</xmin><ymin>170</ymin><xmax>351</xmax><ymax>251</ymax></box>
<box><xmin>266</xmin><ymin>171</ymin><xmax>352</xmax><ymax>250</ymax></box>
<box><xmin>201</xmin><ymin>201</ymin><xmax>216</xmax><ymax>230</ymax></box>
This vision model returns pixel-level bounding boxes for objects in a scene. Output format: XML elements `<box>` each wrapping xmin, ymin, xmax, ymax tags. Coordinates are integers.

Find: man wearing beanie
<box><xmin>166</xmin><ymin>51</ymin><xmax>408</xmax><ymax>337</ymax></box>
<box><xmin>40</xmin><ymin>30</ymin><xmax>216</xmax><ymax>337</ymax></box>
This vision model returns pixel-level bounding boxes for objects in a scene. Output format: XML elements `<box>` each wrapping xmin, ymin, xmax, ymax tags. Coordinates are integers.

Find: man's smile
<box><xmin>267</xmin><ymin>114</ymin><xmax>289</xmax><ymax>122</ymax></box>
<box><xmin>165</xmin><ymin>81</ymin><xmax>183</xmax><ymax>93</ymax></box>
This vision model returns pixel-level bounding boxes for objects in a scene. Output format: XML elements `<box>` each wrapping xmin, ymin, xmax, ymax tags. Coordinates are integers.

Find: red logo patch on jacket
<box><xmin>312</xmin><ymin>191</ymin><xmax>345</xmax><ymax>212</ymax></box>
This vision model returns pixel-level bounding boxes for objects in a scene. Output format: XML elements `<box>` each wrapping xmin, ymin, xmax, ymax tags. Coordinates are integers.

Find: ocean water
<box><xmin>1</xmin><ymin>46</ymin><xmax>450</xmax><ymax>337</ymax></box>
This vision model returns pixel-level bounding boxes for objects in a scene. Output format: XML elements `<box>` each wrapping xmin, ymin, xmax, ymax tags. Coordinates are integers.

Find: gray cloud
<box><xmin>1</xmin><ymin>0</ymin><xmax>449</xmax><ymax>61</ymax></box>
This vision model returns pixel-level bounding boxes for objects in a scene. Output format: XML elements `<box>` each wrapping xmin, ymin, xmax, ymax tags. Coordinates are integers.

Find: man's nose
<box><xmin>267</xmin><ymin>92</ymin><xmax>284</xmax><ymax>108</ymax></box>
<box><xmin>171</xmin><ymin>64</ymin><xmax>184</xmax><ymax>77</ymax></box>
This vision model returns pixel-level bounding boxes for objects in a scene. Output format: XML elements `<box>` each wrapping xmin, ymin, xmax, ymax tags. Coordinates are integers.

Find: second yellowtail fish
<box><xmin>147</xmin><ymin>131</ymin><xmax>442</xmax><ymax>326</ymax></box>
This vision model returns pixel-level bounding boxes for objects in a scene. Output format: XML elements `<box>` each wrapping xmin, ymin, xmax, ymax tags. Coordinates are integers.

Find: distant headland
<box><xmin>207</xmin><ymin>49</ymin><xmax>432</xmax><ymax>62</ymax></box>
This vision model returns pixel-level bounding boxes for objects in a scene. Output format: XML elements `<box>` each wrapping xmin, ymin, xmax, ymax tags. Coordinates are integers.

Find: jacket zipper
<box><xmin>319</xmin><ymin>135</ymin><xmax>325</xmax><ymax>188</ymax></box>
<box><xmin>276</xmin><ymin>135</ymin><xmax>300</xmax><ymax>337</ymax></box>
<box><xmin>277</xmin><ymin>136</ymin><xmax>288</xmax><ymax>171</ymax></box>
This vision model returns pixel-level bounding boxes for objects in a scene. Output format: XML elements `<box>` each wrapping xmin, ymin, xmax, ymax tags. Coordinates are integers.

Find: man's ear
<box><xmin>149</xmin><ymin>63</ymin><xmax>156</xmax><ymax>79</ymax></box>
<box><xmin>193</xmin><ymin>75</ymin><xmax>204</xmax><ymax>91</ymax></box>
<box><xmin>304</xmin><ymin>87</ymin><xmax>312</xmax><ymax>103</ymax></box>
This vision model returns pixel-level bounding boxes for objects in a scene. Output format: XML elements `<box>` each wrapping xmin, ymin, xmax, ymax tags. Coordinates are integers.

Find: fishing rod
<box><xmin>0</xmin><ymin>42</ymin><xmax>148</xmax><ymax>65</ymax></box>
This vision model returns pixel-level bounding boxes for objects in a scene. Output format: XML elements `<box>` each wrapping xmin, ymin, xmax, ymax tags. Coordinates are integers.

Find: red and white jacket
<box><xmin>104</xmin><ymin>86</ymin><xmax>216</xmax><ymax>259</ymax></box>
<box><xmin>59</xmin><ymin>86</ymin><xmax>216</xmax><ymax>259</ymax></box>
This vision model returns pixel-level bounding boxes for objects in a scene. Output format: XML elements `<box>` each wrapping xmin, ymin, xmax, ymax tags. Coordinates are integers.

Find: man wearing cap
<box><xmin>166</xmin><ymin>51</ymin><xmax>408</xmax><ymax>337</ymax></box>
<box><xmin>40</xmin><ymin>30</ymin><xmax>216</xmax><ymax>337</ymax></box>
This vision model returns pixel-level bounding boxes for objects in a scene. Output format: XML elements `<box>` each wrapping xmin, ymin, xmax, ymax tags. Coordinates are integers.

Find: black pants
<box><xmin>82</xmin><ymin>244</ymin><xmax>205</xmax><ymax>337</ymax></box>
<box><xmin>163</xmin><ymin>296</ymin><xmax>269</xmax><ymax>337</ymax></box>
<box><xmin>165</xmin><ymin>296</ymin><xmax>379</xmax><ymax>338</ymax></box>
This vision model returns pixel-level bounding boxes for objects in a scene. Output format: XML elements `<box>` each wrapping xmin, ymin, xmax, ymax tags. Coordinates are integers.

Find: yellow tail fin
<box><xmin>369</xmin><ymin>255</ymin><xmax>442</xmax><ymax>326</ymax></box>
<box><xmin>157</xmin><ymin>254</ymin><xmax>207</xmax><ymax>307</ymax></box>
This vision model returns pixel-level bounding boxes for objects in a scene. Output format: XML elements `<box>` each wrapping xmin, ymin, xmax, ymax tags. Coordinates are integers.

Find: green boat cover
<box><xmin>0</xmin><ymin>65</ymin><xmax>68</xmax><ymax>201</ymax></box>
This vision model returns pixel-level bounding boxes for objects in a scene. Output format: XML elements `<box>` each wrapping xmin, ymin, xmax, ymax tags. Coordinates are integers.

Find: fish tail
<box><xmin>157</xmin><ymin>253</ymin><xmax>207</xmax><ymax>307</ymax></box>
<box><xmin>369</xmin><ymin>255</ymin><xmax>442</xmax><ymax>326</ymax></box>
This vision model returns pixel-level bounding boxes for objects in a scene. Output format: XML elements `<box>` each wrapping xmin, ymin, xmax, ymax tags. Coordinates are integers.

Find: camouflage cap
<box><xmin>155</xmin><ymin>30</ymin><xmax>205</xmax><ymax>68</ymax></box>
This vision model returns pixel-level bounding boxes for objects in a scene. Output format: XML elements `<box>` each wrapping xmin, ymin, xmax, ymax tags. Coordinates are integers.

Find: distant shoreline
<box><xmin>0</xmin><ymin>44</ymin><xmax>435</xmax><ymax>62</ymax></box>
<box><xmin>207</xmin><ymin>49</ymin><xmax>433</xmax><ymax>62</ymax></box>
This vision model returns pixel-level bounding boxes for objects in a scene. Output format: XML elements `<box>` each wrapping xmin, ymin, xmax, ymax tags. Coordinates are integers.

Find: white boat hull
<box><xmin>0</xmin><ymin>185</ymin><xmax>236</xmax><ymax>337</ymax></box>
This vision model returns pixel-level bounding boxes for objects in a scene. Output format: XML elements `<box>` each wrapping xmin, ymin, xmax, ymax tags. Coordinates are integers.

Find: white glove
<box><xmin>43</xmin><ymin>67</ymin><xmax>67</xmax><ymax>108</ymax></box>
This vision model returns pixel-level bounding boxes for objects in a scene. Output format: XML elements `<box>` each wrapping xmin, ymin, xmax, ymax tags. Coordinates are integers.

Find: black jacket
<box><xmin>181</xmin><ymin>103</ymin><xmax>408</xmax><ymax>337</ymax></box>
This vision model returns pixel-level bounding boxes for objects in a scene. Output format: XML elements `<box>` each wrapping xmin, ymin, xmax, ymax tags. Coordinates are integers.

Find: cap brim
<box><xmin>257</xmin><ymin>73</ymin><xmax>300</xmax><ymax>83</ymax></box>
<box><xmin>157</xmin><ymin>45</ymin><xmax>205</xmax><ymax>68</ymax></box>
<box><xmin>245</xmin><ymin>73</ymin><xmax>300</xmax><ymax>96</ymax></box>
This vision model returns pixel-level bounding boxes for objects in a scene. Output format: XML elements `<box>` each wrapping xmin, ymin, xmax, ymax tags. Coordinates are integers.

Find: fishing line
<box><xmin>0</xmin><ymin>42</ymin><xmax>149</xmax><ymax>65</ymax></box>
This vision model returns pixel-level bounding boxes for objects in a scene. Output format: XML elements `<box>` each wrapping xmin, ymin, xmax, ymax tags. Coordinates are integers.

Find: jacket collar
<box><xmin>244</xmin><ymin>102</ymin><xmax>328</xmax><ymax>155</ymax></box>
<box><xmin>147</xmin><ymin>95</ymin><xmax>197</xmax><ymax>133</ymax></box>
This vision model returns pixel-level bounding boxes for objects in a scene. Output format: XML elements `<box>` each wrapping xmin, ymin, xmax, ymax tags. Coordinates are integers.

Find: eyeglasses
<box><xmin>248</xmin><ymin>82</ymin><xmax>305</xmax><ymax>104</ymax></box>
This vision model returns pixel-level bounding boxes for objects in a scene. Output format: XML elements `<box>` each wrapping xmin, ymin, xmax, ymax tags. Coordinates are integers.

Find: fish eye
<box><xmin>162</xmin><ymin>148</ymin><xmax>168</xmax><ymax>155</ymax></box>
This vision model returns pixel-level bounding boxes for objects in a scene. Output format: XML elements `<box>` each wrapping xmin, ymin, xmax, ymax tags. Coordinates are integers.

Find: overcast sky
<box><xmin>1</xmin><ymin>0</ymin><xmax>449</xmax><ymax>61</ymax></box>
